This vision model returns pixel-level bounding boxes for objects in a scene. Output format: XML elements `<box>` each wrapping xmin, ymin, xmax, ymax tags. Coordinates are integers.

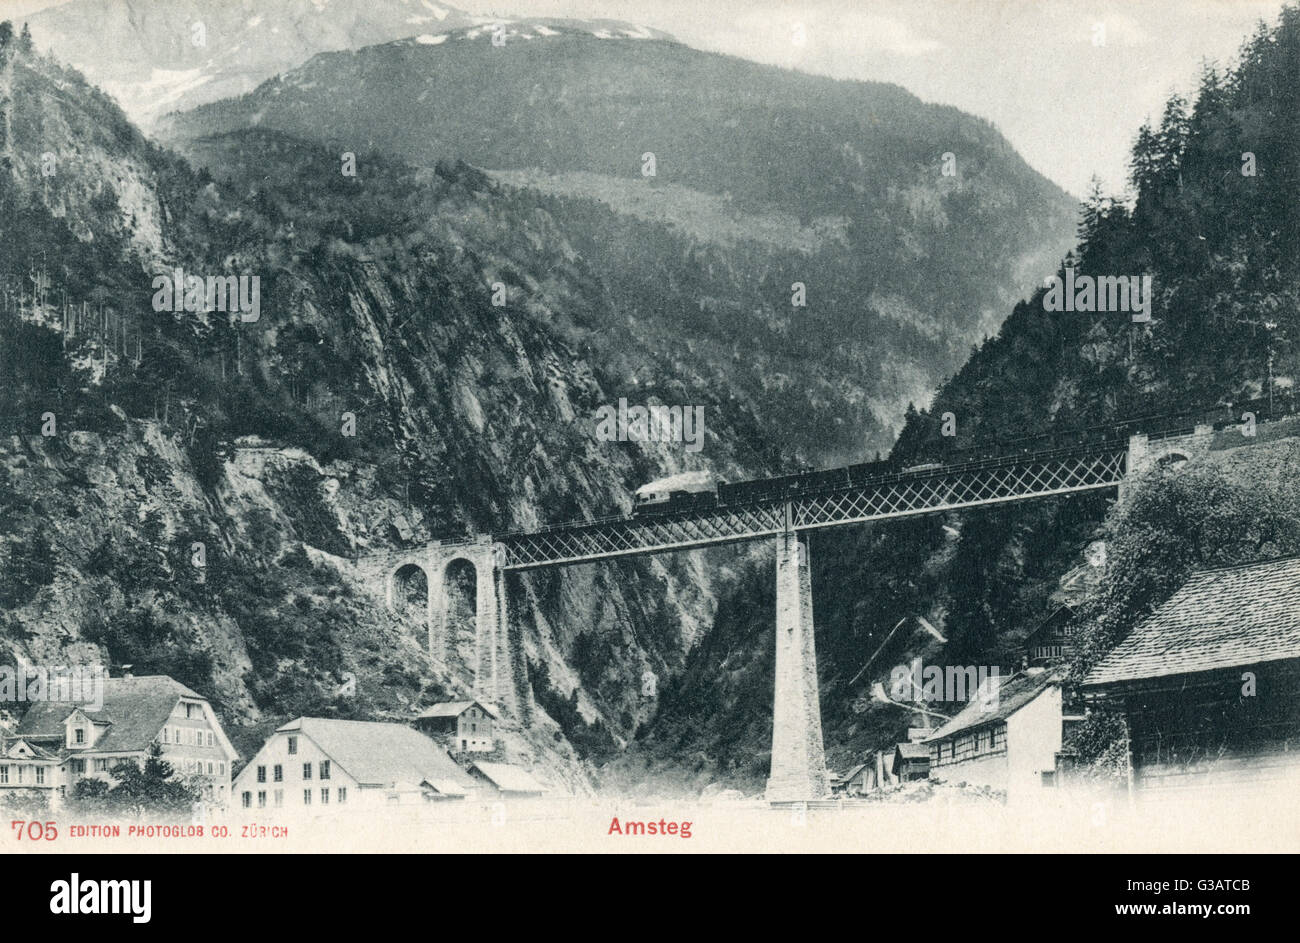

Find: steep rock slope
<box><xmin>614</xmin><ymin>8</ymin><xmax>1300</xmax><ymax>793</ymax></box>
<box><xmin>0</xmin><ymin>41</ymin><xmax>762</xmax><ymax>789</ymax></box>
<box><xmin>162</xmin><ymin>26</ymin><xmax>1078</xmax><ymax>464</ymax></box>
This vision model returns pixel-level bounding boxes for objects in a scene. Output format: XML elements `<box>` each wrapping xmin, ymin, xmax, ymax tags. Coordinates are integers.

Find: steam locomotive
<box><xmin>629</xmin><ymin>394</ymin><xmax>1300</xmax><ymax>518</ymax></box>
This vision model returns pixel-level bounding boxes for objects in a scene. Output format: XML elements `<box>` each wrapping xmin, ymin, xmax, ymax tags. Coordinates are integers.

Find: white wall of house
<box><xmin>456</xmin><ymin>708</ymin><xmax>494</xmax><ymax>752</ymax></box>
<box><xmin>73</xmin><ymin>698</ymin><xmax>234</xmax><ymax>804</ymax></box>
<box><xmin>233</xmin><ymin>732</ymin><xmax>360</xmax><ymax>812</ymax></box>
<box><xmin>931</xmin><ymin>744</ymin><xmax>1008</xmax><ymax>791</ymax></box>
<box><xmin>1005</xmin><ymin>685</ymin><xmax>1064</xmax><ymax>801</ymax></box>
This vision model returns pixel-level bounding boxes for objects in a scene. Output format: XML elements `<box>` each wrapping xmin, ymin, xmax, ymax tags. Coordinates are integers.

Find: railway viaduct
<box><xmin>358</xmin><ymin>423</ymin><xmax>1223</xmax><ymax>801</ymax></box>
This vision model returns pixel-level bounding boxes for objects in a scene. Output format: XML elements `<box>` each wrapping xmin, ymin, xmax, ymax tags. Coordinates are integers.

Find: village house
<box><xmin>412</xmin><ymin>700</ymin><xmax>498</xmax><ymax>752</ymax></box>
<box><xmin>839</xmin><ymin>744</ymin><xmax>908</xmax><ymax>794</ymax></box>
<box><xmin>832</xmin><ymin>763</ymin><xmax>871</xmax><ymax>796</ymax></box>
<box><xmin>1</xmin><ymin>675</ymin><xmax>237</xmax><ymax>809</ymax></box>
<box><xmin>1025</xmin><ymin>606</ymin><xmax>1076</xmax><ymax>667</ymax></box>
<box><xmin>1081</xmin><ymin>555</ymin><xmax>1300</xmax><ymax>799</ymax></box>
<box><xmin>924</xmin><ymin>669</ymin><xmax>1068</xmax><ymax>800</ymax></box>
<box><xmin>467</xmin><ymin>761</ymin><xmax>546</xmax><ymax>798</ymax></box>
<box><xmin>233</xmin><ymin>717</ymin><xmax>478</xmax><ymax>811</ymax></box>
<box><xmin>891</xmin><ymin>741</ymin><xmax>930</xmax><ymax>782</ymax></box>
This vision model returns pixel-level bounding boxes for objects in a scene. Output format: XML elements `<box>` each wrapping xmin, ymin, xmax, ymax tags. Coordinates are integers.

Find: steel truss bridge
<box><xmin>494</xmin><ymin>441</ymin><xmax>1130</xmax><ymax>570</ymax></box>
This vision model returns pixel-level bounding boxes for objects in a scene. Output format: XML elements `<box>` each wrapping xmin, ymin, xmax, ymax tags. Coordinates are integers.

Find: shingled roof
<box><xmin>1083</xmin><ymin>556</ymin><xmax>1300</xmax><ymax>688</ymax></box>
<box><xmin>280</xmin><ymin>717</ymin><xmax>477</xmax><ymax>793</ymax></box>
<box><xmin>15</xmin><ymin>675</ymin><xmax>204</xmax><ymax>754</ymax></box>
<box><xmin>925</xmin><ymin>670</ymin><xmax>1058</xmax><ymax>742</ymax></box>
<box><xmin>415</xmin><ymin>700</ymin><xmax>499</xmax><ymax>720</ymax></box>
<box><xmin>469</xmin><ymin>761</ymin><xmax>545</xmax><ymax>794</ymax></box>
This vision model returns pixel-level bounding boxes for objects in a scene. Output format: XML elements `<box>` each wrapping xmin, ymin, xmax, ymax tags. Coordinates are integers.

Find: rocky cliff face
<box><xmin>161</xmin><ymin>26</ymin><xmax>1079</xmax><ymax>465</ymax></box>
<box><xmin>0</xmin><ymin>45</ymin><xmax>772</xmax><ymax>791</ymax></box>
<box><xmin>0</xmin><ymin>21</ymin><xmax>1082</xmax><ymax>795</ymax></box>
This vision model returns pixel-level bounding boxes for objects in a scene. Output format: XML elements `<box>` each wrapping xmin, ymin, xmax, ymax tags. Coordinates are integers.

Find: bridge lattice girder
<box><xmin>496</xmin><ymin>446</ymin><xmax>1128</xmax><ymax>569</ymax></box>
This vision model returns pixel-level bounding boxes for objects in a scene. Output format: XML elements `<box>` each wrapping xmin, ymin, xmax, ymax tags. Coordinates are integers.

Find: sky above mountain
<box><xmin>456</xmin><ymin>0</ymin><xmax>1288</xmax><ymax>198</ymax></box>
<box><xmin>2</xmin><ymin>0</ymin><xmax>1287</xmax><ymax>197</ymax></box>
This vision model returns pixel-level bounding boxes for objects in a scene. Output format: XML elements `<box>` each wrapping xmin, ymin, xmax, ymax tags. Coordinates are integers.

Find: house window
<box><xmin>35</xmin><ymin>767</ymin><xmax>45</xmax><ymax>785</ymax></box>
<box><xmin>321</xmin><ymin>788</ymin><xmax>329</xmax><ymax>804</ymax></box>
<box><xmin>220</xmin><ymin>762</ymin><xmax>226</xmax><ymax>775</ymax></box>
<box><xmin>320</xmin><ymin>761</ymin><xmax>330</xmax><ymax>780</ymax></box>
<box><xmin>303</xmin><ymin>790</ymin><xmax>312</xmax><ymax>805</ymax></box>
<box><xmin>74</xmin><ymin>728</ymin><xmax>85</xmax><ymax>744</ymax></box>
<box><xmin>207</xmin><ymin>762</ymin><xmax>214</xmax><ymax>775</ymax></box>
<box><xmin>274</xmin><ymin>789</ymin><xmax>283</xmax><ymax>808</ymax></box>
<box><xmin>0</xmin><ymin>766</ymin><xmax>7</xmax><ymax>783</ymax></box>
<box><xmin>303</xmin><ymin>763</ymin><xmax>313</xmax><ymax>780</ymax></box>
<box><xmin>16</xmin><ymin>766</ymin><xmax>22</xmax><ymax>784</ymax></box>
<box><xmin>274</xmin><ymin>764</ymin><xmax>283</xmax><ymax>782</ymax></box>
<box><xmin>186</xmin><ymin>704</ymin><xmax>197</xmax><ymax>719</ymax></box>
<box><xmin>257</xmin><ymin>791</ymin><xmax>267</xmax><ymax>808</ymax></box>
<box><xmin>242</xmin><ymin>792</ymin><xmax>251</xmax><ymax>809</ymax></box>
<box><xmin>338</xmin><ymin>788</ymin><xmax>347</xmax><ymax>803</ymax></box>
<box><xmin>94</xmin><ymin>758</ymin><xmax>109</xmax><ymax>772</ymax></box>
<box><xmin>162</xmin><ymin>728</ymin><xmax>169</xmax><ymax>744</ymax></box>
<box><xmin>257</xmin><ymin>765</ymin><xmax>266</xmax><ymax>783</ymax></box>
<box><xmin>287</xmin><ymin>736</ymin><xmax>298</xmax><ymax>755</ymax></box>
<box><xmin>207</xmin><ymin>732</ymin><xmax>214</xmax><ymax>747</ymax></box>
<box><xmin>69</xmin><ymin>759</ymin><xmax>85</xmax><ymax>775</ymax></box>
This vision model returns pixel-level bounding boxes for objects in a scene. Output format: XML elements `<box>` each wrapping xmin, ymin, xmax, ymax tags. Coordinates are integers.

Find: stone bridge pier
<box><xmin>767</xmin><ymin>515</ymin><xmax>830</xmax><ymax>802</ymax></box>
<box><xmin>364</xmin><ymin>539</ymin><xmax>528</xmax><ymax>721</ymax></box>
<box><xmin>1120</xmin><ymin>424</ymin><xmax>1215</xmax><ymax>503</ymax></box>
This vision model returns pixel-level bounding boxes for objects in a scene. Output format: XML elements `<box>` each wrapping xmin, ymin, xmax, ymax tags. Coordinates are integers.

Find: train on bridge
<box><xmin>628</xmin><ymin>392</ymin><xmax>1297</xmax><ymax>518</ymax></box>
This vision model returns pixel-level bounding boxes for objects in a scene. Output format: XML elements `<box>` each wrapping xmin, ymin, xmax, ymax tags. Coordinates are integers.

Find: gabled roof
<box><xmin>469</xmin><ymin>761</ymin><xmax>545</xmax><ymax>794</ymax></box>
<box><xmin>891</xmin><ymin>741</ymin><xmax>929</xmax><ymax>776</ymax></box>
<box><xmin>279</xmin><ymin>717</ymin><xmax>476</xmax><ymax>790</ymax></box>
<box><xmin>925</xmin><ymin>671</ymin><xmax>1057</xmax><ymax>743</ymax></box>
<box><xmin>839</xmin><ymin>763</ymin><xmax>869</xmax><ymax>781</ymax></box>
<box><xmin>894</xmin><ymin>742</ymin><xmax>929</xmax><ymax>761</ymax></box>
<box><xmin>15</xmin><ymin>676</ymin><xmax>206</xmax><ymax>754</ymax></box>
<box><xmin>1084</xmin><ymin>556</ymin><xmax>1300</xmax><ymax>688</ymax></box>
<box><xmin>415</xmin><ymin>700</ymin><xmax>499</xmax><ymax>720</ymax></box>
<box><xmin>2</xmin><ymin>737</ymin><xmax>60</xmax><ymax>761</ymax></box>
<box><xmin>1026</xmin><ymin>606</ymin><xmax>1075</xmax><ymax>643</ymax></box>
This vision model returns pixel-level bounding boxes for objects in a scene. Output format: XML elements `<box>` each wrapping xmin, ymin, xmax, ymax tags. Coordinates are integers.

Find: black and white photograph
<box><xmin>0</xmin><ymin>0</ymin><xmax>1294</xmax><ymax>893</ymax></box>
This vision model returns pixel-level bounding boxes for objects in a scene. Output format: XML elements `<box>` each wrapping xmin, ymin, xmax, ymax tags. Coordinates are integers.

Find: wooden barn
<box><xmin>1081</xmin><ymin>556</ymin><xmax>1300</xmax><ymax>799</ymax></box>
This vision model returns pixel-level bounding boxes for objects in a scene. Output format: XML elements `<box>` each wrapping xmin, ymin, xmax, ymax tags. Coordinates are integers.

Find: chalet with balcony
<box><xmin>1025</xmin><ymin>607</ymin><xmax>1076</xmax><ymax>667</ymax></box>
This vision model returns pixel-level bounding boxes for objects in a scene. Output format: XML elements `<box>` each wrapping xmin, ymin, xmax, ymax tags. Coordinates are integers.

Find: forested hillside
<box><xmin>163</xmin><ymin>25</ymin><xmax>1078</xmax><ymax>465</ymax></box>
<box><xmin>615</xmin><ymin>7</ymin><xmax>1300</xmax><ymax>792</ymax></box>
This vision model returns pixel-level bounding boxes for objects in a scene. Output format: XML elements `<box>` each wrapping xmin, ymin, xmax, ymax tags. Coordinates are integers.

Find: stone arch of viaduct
<box><xmin>361</xmin><ymin>540</ymin><xmax>526</xmax><ymax>720</ymax></box>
